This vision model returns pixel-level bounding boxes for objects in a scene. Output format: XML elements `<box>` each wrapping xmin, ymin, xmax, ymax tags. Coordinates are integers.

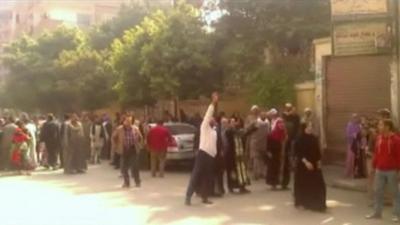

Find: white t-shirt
<box><xmin>199</xmin><ymin>104</ymin><xmax>217</xmax><ymax>158</ymax></box>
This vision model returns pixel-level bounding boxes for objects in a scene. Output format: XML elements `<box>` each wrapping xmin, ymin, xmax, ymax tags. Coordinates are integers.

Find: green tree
<box><xmin>56</xmin><ymin>49</ymin><xmax>116</xmax><ymax>111</ymax></box>
<box><xmin>141</xmin><ymin>3</ymin><xmax>222</xmax><ymax>99</ymax></box>
<box><xmin>89</xmin><ymin>3</ymin><xmax>149</xmax><ymax>51</ymax></box>
<box><xmin>2</xmin><ymin>25</ymin><xmax>115</xmax><ymax>112</ymax></box>
<box><xmin>111</xmin><ymin>2</ymin><xmax>222</xmax><ymax>107</ymax></box>
<box><xmin>217</xmin><ymin>0</ymin><xmax>330</xmax><ymax>54</ymax></box>
<box><xmin>211</xmin><ymin>0</ymin><xmax>330</xmax><ymax>106</ymax></box>
<box><xmin>249</xmin><ymin>56</ymin><xmax>310</xmax><ymax>107</ymax></box>
<box><xmin>2</xmin><ymin>26</ymin><xmax>86</xmax><ymax>112</ymax></box>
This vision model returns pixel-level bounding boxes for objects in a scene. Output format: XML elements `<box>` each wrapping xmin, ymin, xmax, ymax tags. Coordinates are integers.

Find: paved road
<box><xmin>0</xmin><ymin>163</ymin><xmax>393</xmax><ymax>225</ymax></box>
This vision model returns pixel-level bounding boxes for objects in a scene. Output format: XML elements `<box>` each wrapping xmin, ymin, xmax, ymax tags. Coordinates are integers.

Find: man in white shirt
<box><xmin>185</xmin><ymin>92</ymin><xmax>218</xmax><ymax>206</ymax></box>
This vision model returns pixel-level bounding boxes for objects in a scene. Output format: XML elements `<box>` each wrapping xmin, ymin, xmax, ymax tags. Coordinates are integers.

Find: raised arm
<box><xmin>200</xmin><ymin>92</ymin><xmax>219</xmax><ymax>132</ymax></box>
<box><xmin>201</xmin><ymin>104</ymin><xmax>215</xmax><ymax>131</ymax></box>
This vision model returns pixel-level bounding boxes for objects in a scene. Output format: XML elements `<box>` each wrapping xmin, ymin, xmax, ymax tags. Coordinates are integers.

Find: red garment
<box><xmin>373</xmin><ymin>134</ymin><xmax>400</xmax><ymax>171</ymax></box>
<box><xmin>147</xmin><ymin>125</ymin><xmax>172</xmax><ymax>152</ymax></box>
<box><xmin>268</xmin><ymin>118</ymin><xmax>286</xmax><ymax>142</ymax></box>
<box><xmin>13</xmin><ymin>128</ymin><xmax>29</xmax><ymax>143</ymax></box>
<box><xmin>11</xmin><ymin>150</ymin><xmax>21</xmax><ymax>167</ymax></box>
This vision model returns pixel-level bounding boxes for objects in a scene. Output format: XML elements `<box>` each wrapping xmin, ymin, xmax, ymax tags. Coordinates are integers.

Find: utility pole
<box><xmin>392</xmin><ymin>0</ymin><xmax>400</xmax><ymax>124</ymax></box>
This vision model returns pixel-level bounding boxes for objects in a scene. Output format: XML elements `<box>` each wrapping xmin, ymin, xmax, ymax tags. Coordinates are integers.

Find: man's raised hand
<box><xmin>211</xmin><ymin>92</ymin><xmax>219</xmax><ymax>104</ymax></box>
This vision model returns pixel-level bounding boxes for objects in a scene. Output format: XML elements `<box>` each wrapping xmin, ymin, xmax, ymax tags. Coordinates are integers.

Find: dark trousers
<box><xmin>226</xmin><ymin>153</ymin><xmax>235</xmax><ymax>191</ymax></box>
<box><xmin>121</xmin><ymin>147</ymin><xmax>140</xmax><ymax>186</ymax></box>
<box><xmin>186</xmin><ymin>150</ymin><xmax>214</xmax><ymax>201</ymax></box>
<box><xmin>59</xmin><ymin>147</ymin><xmax>64</xmax><ymax>168</ymax></box>
<box><xmin>113</xmin><ymin>153</ymin><xmax>121</xmax><ymax>168</ymax></box>
<box><xmin>46</xmin><ymin>143</ymin><xmax>59</xmax><ymax>167</ymax></box>
<box><xmin>102</xmin><ymin>139</ymin><xmax>112</xmax><ymax>160</ymax></box>
<box><xmin>212</xmin><ymin>155</ymin><xmax>225</xmax><ymax>195</ymax></box>
<box><xmin>281</xmin><ymin>145</ymin><xmax>291</xmax><ymax>188</ymax></box>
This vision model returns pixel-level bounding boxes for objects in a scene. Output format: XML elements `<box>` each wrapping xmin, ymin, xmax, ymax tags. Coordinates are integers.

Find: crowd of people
<box><xmin>2</xmin><ymin>93</ymin><xmax>400</xmax><ymax>222</ymax></box>
<box><xmin>343</xmin><ymin>109</ymin><xmax>400</xmax><ymax>222</ymax></box>
<box><xmin>184</xmin><ymin>93</ymin><xmax>326</xmax><ymax>212</ymax></box>
<box><xmin>0</xmin><ymin>95</ymin><xmax>326</xmax><ymax>211</ymax></box>
<box><xmin>183</xmin><ymin>93</ymin><xmax>400</xmax><ymax>223</ymax></box>
<box><xmin>0</xmin><ymin>113</ymin><xmax>110</xmax><ymax>175</ymax></box>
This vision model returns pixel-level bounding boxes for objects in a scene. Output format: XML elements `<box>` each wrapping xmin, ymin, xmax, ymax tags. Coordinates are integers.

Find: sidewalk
<box><xmin>323</xmin><ymin>165</ymin><xmax>367</xmax><ymax>193</ymax></box>
<box><xmin>0</xmin><ymin>170</ymin><xmax>20</xmax><ymax>177</ymax></box>
<box><xmin>0</xmin><ymin>166</ymin><xmax>59</xmax><ymax>177</ymax></box>
<box><xmin>0</xmin><ymin>164</ymin><xmax>369</xmax><ymax>193</ymax></box>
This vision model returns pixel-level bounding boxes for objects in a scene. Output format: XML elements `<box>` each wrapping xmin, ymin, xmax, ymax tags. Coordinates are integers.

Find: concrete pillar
<box><xmin>390</xmin><ymin>61</ymin><xmax>399</xmax><ymax>124</ymax></box>
<box><xmin>391</xmin><ymin>0</ymin><xmax>400</xmax><ymax>124</ymax></box>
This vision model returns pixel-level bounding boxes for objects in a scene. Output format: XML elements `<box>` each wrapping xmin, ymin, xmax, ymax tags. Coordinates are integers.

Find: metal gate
<box><xmin>324</xmin><ymin>54</ymin><xmax>391</xmax><ymax>163</ymax></box>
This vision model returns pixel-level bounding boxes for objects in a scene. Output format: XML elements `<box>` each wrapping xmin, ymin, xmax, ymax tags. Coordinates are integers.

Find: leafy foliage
<box><xmin>111</xmin><ymin>2</ymin><xmax>223</xmax><ymax>107</ymax></box>
<box><xmin>2</xmin><ymin>26</ymin><xmax>114</xmax><ymax>112</ymax></box>
<box><xmin>212</xmin><ymin>0</ymin><xmax>330</xmax><ymax>106</ymax></box>
<box><xmin>249</xmin><ymin>56</ymin><xmax>311</xmax><ymax>107</ymax></box>
<box><xmin>89</xmin><ymin>3</ymin><xmax>148</xmax><ymax>50</ymax></box>
<box><xmin>0</xmin><ymin>0</ymin><xmax>331</xmax><ymax>112</ymax></box>
<box><xmin>56</xmin><ymin>49</ymin><xmax>116</xmax><ymax>111</ymax></box>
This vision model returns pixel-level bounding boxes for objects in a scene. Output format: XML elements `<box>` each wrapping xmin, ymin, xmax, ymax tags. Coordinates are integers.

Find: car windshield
<box><xmin>166</xmin><ymin>124</ymin><xmax>196</xmax><ymax>135</ymax></box>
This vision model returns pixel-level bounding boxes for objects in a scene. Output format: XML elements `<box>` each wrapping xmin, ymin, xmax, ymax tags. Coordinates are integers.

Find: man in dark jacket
<box><xmin>40</xmin><ymin>114</ymin><xmax>60</xmax><ymax>170</ymax></box>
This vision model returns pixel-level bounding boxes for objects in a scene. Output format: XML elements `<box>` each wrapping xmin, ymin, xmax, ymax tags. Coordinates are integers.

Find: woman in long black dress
<box><xmin>294</xmin><ymin>123</ymin><xmax>327</xmax><ymax>212</ymax></box>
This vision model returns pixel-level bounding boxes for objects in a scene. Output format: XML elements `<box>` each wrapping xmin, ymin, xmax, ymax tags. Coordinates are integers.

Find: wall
<box><xmin>313</xmin><ymin>37</ymin><xmax>332</xmax><ymax>150</ymax></box>
<box><xmin>295</xmin><ymin>82</ymin><xmax>315</xmax><ymax>114</ymax></box>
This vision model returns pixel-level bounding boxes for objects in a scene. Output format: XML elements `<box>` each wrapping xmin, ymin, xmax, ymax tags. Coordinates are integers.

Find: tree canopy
<box><xmin>2</xmin><ymin>26</ymin><xmax>114</xmax><ymax>112</ymax></box>
<box><xmin>212</xmin><ymin>0</ymin><xmax>330</xmax><ymax>103</ymax></box>
<box><xmin>111</xmin><ymin>2</ymin><xmax>223</xmax><ymax>107</ymax></box>
<box><xmin>0</xmin><ymin>0</ymin><xmax>331</xmax><ymax>112</ymax></box>
<box><xmin>89</xmin><ymin>2</ymin><xmax>148</xmax><ymax>50</ymax></box>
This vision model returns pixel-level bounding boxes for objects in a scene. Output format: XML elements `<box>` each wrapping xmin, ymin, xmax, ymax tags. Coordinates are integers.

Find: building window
<box><xmin>77</xmin><ymin>13</ymin><xmax>91</xmax><ymax>26</ymax></box>
<box><xmin>0</xmin><ymin>10</ymin><xmax>12</xmax><ymax>20</ymax></box>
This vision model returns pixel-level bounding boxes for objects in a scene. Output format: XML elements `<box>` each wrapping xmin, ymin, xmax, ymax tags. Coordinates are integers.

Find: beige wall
<box><xmin>313</xmin><ymin>37</ymin><xmax>332</xmax><ymax>149</ymax></box>
<box><xmin>295</xmin><ymin>82</ymin><xmax>315</xmax><ymax>114</ymax></box>
<box><xmin>331</xmin><ymin>0</ymin><xmax>388</xmax><ymax>16</ymax></box>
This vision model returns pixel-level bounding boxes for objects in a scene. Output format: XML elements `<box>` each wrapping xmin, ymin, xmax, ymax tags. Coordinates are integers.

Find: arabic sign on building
<box><xmin>331</xmin><ymin>0</ymin><xmax>388</xmax><ymax>16</ymax></box>
<box><xmin>333</xmin><ymin>21</ymin><xmax>391</xmax><ymax>56</ymax></box>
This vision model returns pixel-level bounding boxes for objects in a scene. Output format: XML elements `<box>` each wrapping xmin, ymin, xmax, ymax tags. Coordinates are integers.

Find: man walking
<box><xmin>90</xmin><ymin>115</ymin><xmax>106</xmax><ymax>165</ymax></box>
<box><xmin>147</xmin><ymin>120</ymin><xmax>172</xmax><ymax>178</ymax></box>
<box><xmin>185</xmin><ymin>92</ymin><xmax>219</xmax><ymax>206</ymax></box>
<box><xmin>113</xmin><ymin>117</ymin><xmax>143</xmax><ymax>188</ymax></box>
<box><xmin>40</xmin><ymin>114</ymin><xmax>60</xmax><ymax>170</ymax></box>
<box><xmin>366</xmin><ymin>119</ymin><xmax>400</xmax><ymax>222</ymax></box>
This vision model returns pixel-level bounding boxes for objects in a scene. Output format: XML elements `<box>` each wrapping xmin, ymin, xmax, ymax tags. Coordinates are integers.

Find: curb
<box><xmin>330</xmin><ymin>179</ymin><xmax>367</xmax><ymax>193</ymax></box>
<box><xmin>0</xmin><ymin>171</ymin><xmax>21</xmax><ymax>177</ymax></box>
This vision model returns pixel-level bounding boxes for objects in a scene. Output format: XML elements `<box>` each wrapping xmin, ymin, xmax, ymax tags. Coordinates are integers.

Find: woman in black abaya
<box><xmin>294</xmin><ymin>123</ymin><xmax>327</xmax><ymax>212</ymax></box>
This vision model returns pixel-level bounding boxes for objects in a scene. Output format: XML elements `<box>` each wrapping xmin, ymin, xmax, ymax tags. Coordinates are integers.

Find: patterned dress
<box><xmin>226</xmin><ymin>128</ymin><xmax>250</xmax><ymax>190</ymax></box>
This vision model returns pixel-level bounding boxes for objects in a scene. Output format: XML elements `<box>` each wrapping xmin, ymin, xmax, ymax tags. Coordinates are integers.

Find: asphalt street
<box><xmin>0</xmin><ymin>163</ymin><xmax>393</xmax><ymax>225</ymax></box>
